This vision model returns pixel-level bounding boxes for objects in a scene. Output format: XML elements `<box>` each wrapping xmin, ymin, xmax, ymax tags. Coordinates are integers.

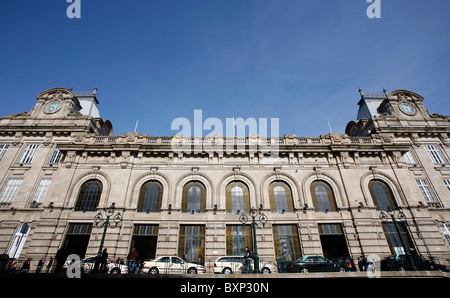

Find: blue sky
<box><xmin>0</xmin><ymin>0</ymin><xmax>449</xmax><ymax>137</ymax></box>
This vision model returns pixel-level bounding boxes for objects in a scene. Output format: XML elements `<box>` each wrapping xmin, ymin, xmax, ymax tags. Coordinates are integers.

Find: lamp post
<box><xmin>379</xmin><ymin>206</ymin><xmax>417</xmax><ymax>271</ymax></box>
<box><xmin>239</xmin><ymin>207</ymin><xmax>268</xmax><ymax>273</ymax></box>
<box><xmin>93</xmin><ymin>203</ymin><xmax>122</xmax><ymax>272</ymax></box>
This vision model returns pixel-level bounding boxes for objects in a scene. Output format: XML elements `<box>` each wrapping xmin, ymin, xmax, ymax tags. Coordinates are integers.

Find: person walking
<box><xmin>243</xmin><ymin>247</ymin><xmax>253</xmax><ymax>274</ymax></box>
<box><xmin>46</xmin><ymin>257</ymin><xmax>54</xmax><ymax>273</ymax></box>
<box><xmin>127</xmin><ymin>248</ymin><xmax>139</xmax><ymax>274</ymax></box>
<box><xmin>100</xmin><ymin>248</ymin><xmax>108</xmax><ymax>273</ymax></box>
<box><xmin>55</xmin><ymin>246</ymin><xmax>67</xmax><ymax>273</ymax></box>
<box><xmin>36</xmin><ymin>259</ymin><xmax>44</xmax><ymax>273</ymax></box>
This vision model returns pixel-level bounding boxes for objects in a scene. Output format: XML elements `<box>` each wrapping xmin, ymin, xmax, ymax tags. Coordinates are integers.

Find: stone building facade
<box><xmin>0</xmin><ymin>87</ymin><xmax>449</xmax><ymax>270</ymax></box>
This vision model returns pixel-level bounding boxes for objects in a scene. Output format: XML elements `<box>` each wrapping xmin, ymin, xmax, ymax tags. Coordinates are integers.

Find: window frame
<box><xmin>310</xmin><ymin>180</ymin><xmax>337</xmax><ymax>212</ymax></box>
<box><xmin>74</xmin><ymin>179</ymin><xmax>103</xmax><ymax>212</ymax></box>
<box><xmin>137</xmin><ymin>180</ymin><xmax>163</xmax><ymax>213</ymax></box>
<box><xmin>368</xmin><ymin>179</ymin><xmax>398</xmax><ymax>211</ymax></box>
<box><xmin>268</xmin><ymin>181</ymin><xmax>294</xmax><ymax>213</ymax></box>
<box><xmin>226</xmin><ymin>181</ymin><xmax>250</xmax><ymax>214</ymax></box>
<box><xmin>181</xmin><ymin>181</ymin><xmax>206</xmax><ymax>213</ymax></box>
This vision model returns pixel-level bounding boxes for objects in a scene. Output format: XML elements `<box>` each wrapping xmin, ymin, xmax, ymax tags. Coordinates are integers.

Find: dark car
<box><xmin>286</xmin><ymin>255</ymin><xmax>345</xmax><ymax>273</ymax></box>
<box><xmin>380</xmin><ymin>254</ymin><xmax>436</xmax><ymax>271</ymax></box>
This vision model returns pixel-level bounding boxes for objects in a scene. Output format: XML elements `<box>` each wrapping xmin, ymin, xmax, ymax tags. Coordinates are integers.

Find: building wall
<box><xmin>0</xmin><ymin>87</ymin><xmax>449</xmax><ymax>268</ymax></box>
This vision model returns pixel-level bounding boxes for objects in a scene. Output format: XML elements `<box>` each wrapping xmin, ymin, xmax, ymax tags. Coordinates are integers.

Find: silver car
<box><xmin>213</xmin><ymin>256</ymin><xmax>276</xmax><ymax>274</ymax></box>
<box><xmin>142</xmin><ymin>256</ymin><xmax>206</xmax><ymax>274</ymax></box>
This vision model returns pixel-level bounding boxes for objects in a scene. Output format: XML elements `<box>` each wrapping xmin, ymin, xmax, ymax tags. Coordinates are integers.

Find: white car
<box><xmin>142</xmin><ymin>256</ymin><xmax>206</xmax><ymax>274</ymax></box>
<box><xmin>67</xmin><ymin>256</ymin><xmax>128</xmax><ymax>274</ymax></box>
<box><xmin>213</xmin><ymin>256</ymin><xmax>276</xmax><ymax>274</ymax></box>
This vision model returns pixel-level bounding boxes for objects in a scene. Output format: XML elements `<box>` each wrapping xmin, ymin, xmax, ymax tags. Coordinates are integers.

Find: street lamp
<box><xmin>93</xmin><ymin>203</ymin><xmax>122</xmax><ymax>272</ymax></box>
<box><xmin>379</xmin><ymin>206</ymin><xmax>417</xmax><ymax>271</ymax></box>
<box><xmin>239</xmin><ymin>207</ymin><xmax>268</xmax><ymax>273</ymax></box>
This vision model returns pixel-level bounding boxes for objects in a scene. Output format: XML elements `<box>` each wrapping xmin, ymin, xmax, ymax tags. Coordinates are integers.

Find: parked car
<box><xmin>286</xmin><ymin>255</ymin><xmax>345</xmax><ymax>273</ymax></box>
<box><xmin>142</xmin><ymin>256</ymin><xmax>205</xmax><ymax>274</ymax></box>
<box><xmin>213</xmin><ymin>256</ymin><xmax>276</xmax><ymax>274</ymax></box>
<box><xmin>381</xmin><ymin>254</ymin><xmax>438</xmax><ymax>271</ymax></box>
<box><xmin>69</xmin><ymin>256</ymin><xmax>128</xmax><ymax>274</ymax></box>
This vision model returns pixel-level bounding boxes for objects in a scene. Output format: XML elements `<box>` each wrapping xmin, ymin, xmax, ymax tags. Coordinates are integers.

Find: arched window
<box><xmin>182</xmin><ymin>181</ymin><xmax>206</xmax><ymax>213</ymax></box>
<box><xmin>137</xmin><ymin>181</ymin><xmax>163</xmax><ymax>212</ymax></box>
<box><xmin>369</xmin><ymin>179</ymin><xmax>398</xmax><ymax>211</ymax></box>
<box><xmin>311</xmin><ymin>181</ymin><xmax>337</xmax><ymax>212</ymax></box>
<box><xmin>226</xmin><ymin>181</ymin><xmax>250</xmax><ymax>213</ymax></box>
<box><xmin>75</xmin><ymin>179</ymin><xmax>102</xmax><ymax>211</ymax></box>
<box><xmin>269</xmin><ymin>181</ymin><xmax>294</xmax><ymax>213</ymax></box>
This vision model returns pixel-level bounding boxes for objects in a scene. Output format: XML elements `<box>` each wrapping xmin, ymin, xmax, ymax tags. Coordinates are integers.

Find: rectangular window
<box><xmin>273</xmin><ymin>224</ymin><xmax>302</xmax><ymax>263</ymax></box>
<box><xmin>6</xmin><ymin>223</ymin><xmax>31</xmax><ymax>259</ymax></box>
<box><xmin>383</xmin><ymin>222</ymin><xmax>414</xmax><ymax>255</ymax></box>
<box><xmin>19</xmin><ymin>143</ymin><xmax>39</xmax><ymax>164</ymax></box>
<box><xmin>226</xmin><ymin>225</ymin><xmax>252</xmax><ymax>256</ymax></box>
<box><xmin>33</xmin><ymin>179</ymin><xmax>52</xmax><ymax>203</ymax></box>
<box><xmin>416</xmin><ymin>179</ymin><xmax>437</xmax><ymax>202</ymax></box>
<box><xmin>403</xmin><ymin>150</ymin><xmax>416</xmax><ymax>164</ymax></box>
<box><xmin>0</xmin><ymin>178</ymin><xmax>23</xmax><ymax>204</ymax></box>
<box><xmin>444</xmin><ymin>179</ymin><xmax>450</xmax><ymax>192</ymax></box>
<box><xmin>49</xmin><ymin>146</ymin><xmax>63</xmax><ymax>164</ymax></box>
<box><xmin>0</xmin><ymin>143</ymin><xmax>10</xmax><ymax>161</ymax></box>
<box><xmin>439</xmin><ymin>223</ymin><xmax>450</xmax><ymax>246</ymax></box>
<box><xmin>178</xmin><ymin>225</ymin><xmax>205</xmax><ymax>263</ymax></box>
<box><xmin>425</xmin><ymin>145</ymin><xmax>445</xmax><ymax>164</ymax></box>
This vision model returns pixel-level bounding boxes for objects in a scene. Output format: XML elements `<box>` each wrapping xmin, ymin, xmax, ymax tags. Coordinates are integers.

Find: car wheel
<box><xmin>149</xmin><ymin>267</ymin><xmax>159</xmax><ymax>274</ymax></box>
<box><xmin>301</xmin><ymin>268</ymin><xmax>309</xmax><ymax>273</ymax></box>
<box><xmin>187</xmin><ymin>268</ymin><xmax>197</xmax><ymax>274</ymax></box>
<box><xmin>110</xmin><ymin>268</ymin><xmax>121</xmax><ymax>274</ymax></box>
<box><xmin>261</xmin><ymin>267</ymin><xmax>271</xmax><ymax>274</ymax></box>
<box><xmin>222</xmin><ymin>268</ymin><xmax>232</xmax><ymax>274</ymax></box>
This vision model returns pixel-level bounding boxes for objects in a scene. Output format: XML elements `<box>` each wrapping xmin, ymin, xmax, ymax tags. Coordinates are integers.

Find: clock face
<box><xmin>400</xmin><ymin>103</ymin><xmax>415</xmax><ymax>115</ymax></box>
<box><xmin>46</xmin><ymin>101</ymin><xmax>61</xmax><ymax>113</ymax></box>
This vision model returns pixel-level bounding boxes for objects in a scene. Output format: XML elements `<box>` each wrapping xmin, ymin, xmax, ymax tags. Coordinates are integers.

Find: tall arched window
<box><xmin>369</xmin><ymin>179</ymin><xmax>398</xmax><ymax>211</ymax></box>
<box><xmin>226</xmin><ymin>181</ymin><xmax>250</xmax><ymax>213</ymax></box>
<box><xmin>75</xmin><ymin>179</ymin><xmax>102</xmax><ymax>211</ymax></box>
<box><xmin>182</xmin><ymin>181</ymin><xmax>206</xmax><ymax>213</ymax></box>
<box><xmin>137</xmin><ymin>181</ymin><xmax>163</xmax><ymax>212</ymax></box>
<box><xmin>311</xmin><ymin>181</ymin><xmax>337</xmax><ymax>212</ymax></box>
<box><xmin>269</xmin><ymin>181</ymin><xmax>294</xmax><ymax>213</ymax></box>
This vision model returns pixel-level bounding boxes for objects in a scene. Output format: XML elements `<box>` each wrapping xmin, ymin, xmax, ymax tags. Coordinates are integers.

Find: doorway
<box><xmin>63</xmin><ymin>223</ymin><xmax>92</xmax><ymax>258</ymax></box>
<box><xmin>318</xmin><ymin>224</ymin><xmax>350</xmax><ymax>259</ymax></box>
<box><xmin>131</xmin><ymin>224</ymin><xmax>159</xmax><ymax>260</ymax></box>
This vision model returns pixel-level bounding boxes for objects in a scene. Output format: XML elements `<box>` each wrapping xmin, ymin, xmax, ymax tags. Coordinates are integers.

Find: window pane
<box><xmin>226</xmin><ymin>225</ymin><xmax>252</xmax><ymax>256</ymax></box>
<box><xmin>226</xmin><ymin>181</ymin><xmax>249</xmax><ymax>213</ymax></box>
<box><xmin>178</xmin><ymin>225</ymin><xmax>205</xmax><ymax>263</ymax></box>
<box><xmin>269</xmin><ymin>181</ymin><xmax>293</xmax><ymax>213</ymax></box>
<box><xmin>75</xmin><ymin>180</ymin><xmax>102</xmax><ymax>211</ymax></box>
<box><xmin>138</xmin><ymin>181</ymin><xmax>163</xmax><ymax>212</ymax></box>
<box><xmin>273</xmin><ymin>225</ymin><xmax>301</xmax><ymax>262</ymax></box>
<box><xmin>182</xmin><ymin>182</ymin><xmax>206</xmax><ymax>213</ymax></box>
<box><xmin>369</xmin><ymin>180</ymin><xmax>397</xmax><ymax>211</ymax></box>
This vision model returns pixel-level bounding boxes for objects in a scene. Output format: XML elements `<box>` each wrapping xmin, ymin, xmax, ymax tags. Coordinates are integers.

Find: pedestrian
<box><xmin>358</xmin><ymin>256</ymin><xmax>363</xmax><ymax>272</ymax></box>
<box><xmin>345</xmin><ymin>258</ymin><xmax>353</xmax><ymax>272</ymax></box>
<box><xmin>361</xmin><ymin>255</ymin><xmax>368</xmax><ymax>271</ymax></box>
<box><xmin>36</xmin><ymin>259</ymin><xmax>44</xmax><ymax>273</ymax></box>
<box><xmin>127</xmin><ymin>248</ymin><xmax>139</xmax><ymax>274</ymax></box>
<box><xmin>243</xmin><ymin>247</ymin><xmax>253</xmax><ymax>274</ymax></box>
<box><xmin>100</xmin><ymin>248</ymin><xmax>108</xmax><ymax>273</ymax></box>
<box><xmin>21</xmin><ymin>258</ymin><xmax>31</xmax><ymax>273</ymax></box>
<box><xmin>55</xmin><ymin>246</ymin><xmax>67</xmax><ymax>273</ymax></box>
<box><xmin>46</xmin><ymin>257</ymin><xmax>54</xmax><ymax>273</ymax></box>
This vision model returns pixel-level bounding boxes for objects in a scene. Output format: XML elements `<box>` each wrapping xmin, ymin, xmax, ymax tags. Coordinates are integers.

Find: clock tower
<box><xmin>346</xmin><ymin>89</ymin><xmax>449</xmax><ymax>142</ymax></box>
<box><xmin>3</xmin><ymin>87</ymin><xmax>113</xmax><ymax>136</ymax></box>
